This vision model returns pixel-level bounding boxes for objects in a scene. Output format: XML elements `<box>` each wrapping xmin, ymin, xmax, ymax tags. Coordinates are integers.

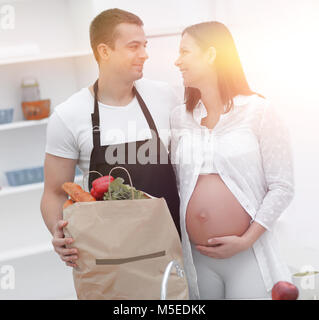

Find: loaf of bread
<box><xmin>62</xmin><ymin>182</ymin><xmax>96</xmax><ymax>202</ymax></box>
<box><xmin>63</xmin><ymin>199</ymin><xmax>75</xmax><ymax>209</ymax></box>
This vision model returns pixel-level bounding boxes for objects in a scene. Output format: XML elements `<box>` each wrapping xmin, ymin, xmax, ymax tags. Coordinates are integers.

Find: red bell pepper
<box><xmin>90</xmin><ymin>187</ymin><xmax>104</xmax><ymax>200</ymax></box>
<box><xmin>92</xmin><ymin>175</ymin><xmax>114</xmax><ymax>195</ymax></box>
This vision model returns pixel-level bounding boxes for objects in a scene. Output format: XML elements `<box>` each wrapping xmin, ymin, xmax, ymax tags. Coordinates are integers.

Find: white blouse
<box><xmin>169</xmin><ymin>94</ymin><xmax>295</xmax><ymax>299</ymax></box>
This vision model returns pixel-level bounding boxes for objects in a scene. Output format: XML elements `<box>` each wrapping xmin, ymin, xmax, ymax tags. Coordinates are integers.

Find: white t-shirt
<box><xmin>45</xmin><ymin>78</ymin><xmax>181</xmax><ymax>174</ymax></box>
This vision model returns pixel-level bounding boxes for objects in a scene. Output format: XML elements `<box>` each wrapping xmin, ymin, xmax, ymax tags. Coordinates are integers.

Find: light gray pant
<box><xmin>191</xmin><ymin>243</ymin><xmax>271</xmax><ymax>299</ymax></box>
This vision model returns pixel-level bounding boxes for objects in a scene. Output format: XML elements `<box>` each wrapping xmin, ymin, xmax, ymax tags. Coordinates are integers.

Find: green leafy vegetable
<box><xmin>103</xmin><ymin>177</ymin><xmax>149</xmax><ymax>200</ymax></box>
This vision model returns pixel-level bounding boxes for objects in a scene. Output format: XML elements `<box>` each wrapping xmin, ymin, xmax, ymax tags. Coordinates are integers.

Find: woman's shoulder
<box><xmin>234</xmin><ymin>94</ymin><xmax>269</xmax><ymax>119</ymax></box>
<box><xmin>234</xmin><ymin>93</ymin><xmax>267</xmax><ymax>108</ymax></box>
<box><xmin>244</xmin><ymin>94</ymin><xmax>280</xmax><ymax>119</ymax></box>
<box><xmin>237</xmin><ymin>94</ymin><xmax>288</xmax><ymax>133</ymax></box>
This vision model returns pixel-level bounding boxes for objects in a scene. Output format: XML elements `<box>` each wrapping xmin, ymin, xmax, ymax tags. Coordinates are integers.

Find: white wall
<box><xmin>213</xmin><ymin>0</ymin><xmax>319</xmax><ymax>272</ymax></box>
<box><xmin>92</xmin><ymin>0</ymin><xmax>215</xmax><ymax>31</ymax></box>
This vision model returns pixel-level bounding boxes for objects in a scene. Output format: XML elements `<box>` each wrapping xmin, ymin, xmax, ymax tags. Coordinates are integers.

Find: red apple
<box><xmin>272</xmin><ymin>281</ymin><xmax>299</xmax><ymax>300</ymax></box>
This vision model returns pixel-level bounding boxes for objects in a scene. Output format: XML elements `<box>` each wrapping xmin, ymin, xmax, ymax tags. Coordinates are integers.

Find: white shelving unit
<box><xmin>0</xmin><ymin>0</ymin><xmax>97</xmax><ymax>300</ymax></box>
<box><xmin>0</xmin><ymin>50</ymin><xmax>92</xmax><ymax>66</ymax></box>
<box><xmin>0</xmin><ymin>174</ymin><xmax>83</xmax><ymax>198</ymax></box>
<box><xmin>0</xmin><ymin>181</ymin><xmax>44</xmax><ymax>197</ymax></box>
<box><xmin>0</xmin><ymin>117</ymin><xmax>48</xmax><ymax>131</ymax></box>
<box><xmin>0</xmin><ymin>0</ymin><xmax>96</xmax><ymax>176</ymax></box>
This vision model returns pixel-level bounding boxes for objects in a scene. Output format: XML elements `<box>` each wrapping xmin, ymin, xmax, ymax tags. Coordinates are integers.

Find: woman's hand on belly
<box><xmin>195</xmin><ymin>235</ymin><xmax>249</xmax><ymax>259</ymax></box>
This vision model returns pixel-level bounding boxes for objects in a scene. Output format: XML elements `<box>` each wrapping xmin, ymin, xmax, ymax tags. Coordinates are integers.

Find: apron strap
<box><xmin>133</xmin><ymin>86</ymin><xmax>160</xmax><ymax>139</ymax></box>
<box><xmin>91</xmin><ymin>79</ymin><xmax>101</xmax><ymax>148</ymax></box>
<box><xmin>91</xmin><ymin>79</ymin><xmax>161</xmax><ymax>149</ymax></box>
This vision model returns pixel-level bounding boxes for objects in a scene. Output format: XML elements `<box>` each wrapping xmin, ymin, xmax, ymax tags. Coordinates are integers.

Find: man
<box><xmin>41</xmin><ymin>8</ymin><xmax>181</xmax><ymax>268</ymax></box>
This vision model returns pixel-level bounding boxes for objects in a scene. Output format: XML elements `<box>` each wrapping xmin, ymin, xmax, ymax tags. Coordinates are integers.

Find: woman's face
<box><xmin>175</xmin><ymin>32</ymin><xmax>213</xmax><ymax>88</ymax></box>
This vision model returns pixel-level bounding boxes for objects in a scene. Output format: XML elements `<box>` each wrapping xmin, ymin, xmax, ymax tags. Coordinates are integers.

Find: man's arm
<box><xmin>40</xmin><ymin>153</ymin><xmax>79</xmax><ymax>267</ymax></box>
<box><xmin>40</xmin><ymin>153</ymin><xmax>77</xmax><ymax>234</ymax></box>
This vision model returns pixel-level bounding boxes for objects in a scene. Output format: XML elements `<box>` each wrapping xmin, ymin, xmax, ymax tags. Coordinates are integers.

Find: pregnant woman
<box><xmin>170</xmin><ymin>21</ymin><xmax>295</xmax><ymax>299</ymax></box>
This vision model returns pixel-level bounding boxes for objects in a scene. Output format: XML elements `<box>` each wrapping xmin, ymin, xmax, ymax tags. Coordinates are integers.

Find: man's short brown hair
<box><xmin>89</xmin><ymin>8</ymin><xmax>144</xmax><ymax>63</ymax></box>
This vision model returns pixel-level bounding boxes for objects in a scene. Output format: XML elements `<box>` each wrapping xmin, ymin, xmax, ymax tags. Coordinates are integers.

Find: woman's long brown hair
<box><xmin>182</xmin><ymin>22</ymin><xmax>263</xmax><ymax>112</ymax></box>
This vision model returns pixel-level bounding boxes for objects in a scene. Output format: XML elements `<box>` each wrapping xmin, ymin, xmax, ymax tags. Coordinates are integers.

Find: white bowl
<box><xmin>292</xmin><ymin>271</ymin><xmax>319</xmax><ymax>300</ymax></box>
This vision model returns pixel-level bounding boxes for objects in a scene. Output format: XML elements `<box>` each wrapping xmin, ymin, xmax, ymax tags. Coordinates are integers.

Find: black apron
<box><xmin>88</xmin><ymin>80</ymin><xmax>181</xmax><ymax>238</ymax></box>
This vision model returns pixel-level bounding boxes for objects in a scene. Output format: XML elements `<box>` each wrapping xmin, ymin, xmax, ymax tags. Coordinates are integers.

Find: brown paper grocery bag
<box><xmin>62</xmin><ymin>168</ymin><xmax>188</xmax><ymax>300</ymax></box>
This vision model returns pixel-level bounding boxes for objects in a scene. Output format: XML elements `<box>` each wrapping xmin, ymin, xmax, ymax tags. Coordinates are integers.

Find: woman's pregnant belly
<box><xmin>186</xmin><ymin>174</ymin><xmax>252</xmax><ymax>246</ymax></box>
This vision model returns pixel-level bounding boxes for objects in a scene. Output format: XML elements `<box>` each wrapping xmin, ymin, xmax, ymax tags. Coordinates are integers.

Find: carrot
<box><xmin>63</xmin><ymin>199</ymin><xmax>75</xmax><ymax>209</ymax></box>
<box><xmin>62</xmin><ymin>182</ymin><xmax>96</xmax><ymax>202</ymax></box>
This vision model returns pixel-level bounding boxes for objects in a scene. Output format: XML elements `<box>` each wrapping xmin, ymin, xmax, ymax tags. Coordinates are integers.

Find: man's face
<box><xmin>108</xmin><ymin>23</ymin><xmax>149</xmax><ymax>81</ymax></box>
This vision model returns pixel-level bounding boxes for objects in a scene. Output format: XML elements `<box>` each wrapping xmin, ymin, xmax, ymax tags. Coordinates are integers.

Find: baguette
<box><xmin>63</xmin><ymin>199</ymin><xmax>75</xmax><ymax>209</ymax></box>
<box><xmin>62</xmin><ymin>182</ymin><xmax>96</xmax><ymax>202</ymax></box>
